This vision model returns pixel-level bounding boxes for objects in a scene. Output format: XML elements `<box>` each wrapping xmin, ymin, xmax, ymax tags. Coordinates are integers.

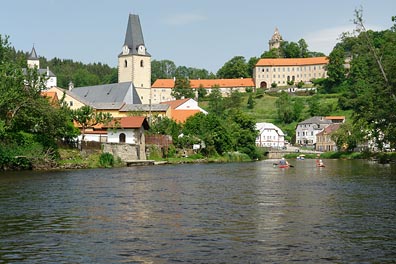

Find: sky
<box><xmin>1</xmin><ymin>0</ymin><xmax>395</xmax><ymax>73</ymax></box>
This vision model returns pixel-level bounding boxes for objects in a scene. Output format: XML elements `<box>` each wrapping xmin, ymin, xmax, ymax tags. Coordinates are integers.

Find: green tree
<box><xmin>71</xmin><ymin>106</ymin><xmax>112</xmax><ymax>141</ymax></box>
<box><xmin>171</xmin><ymin>77</ymin><xmax>195</xmax><ymax>99</ymax></box>
<box><xmin>247</xmin><ymin>94</ymin><xmax>255</xmax><ymax>109</ymax></box>
<box><xmin>298</xmin><ymin>38</ymin><xmax>309</xmax><ymax>58</ymax></box>
<box><xmin>151</xmin><ymin>59</ymin><xmax>177</xmax><ymax>84</ymax></box>
<box><xmin>217</xmin><ymin>56</ymin><xmax>249</xmax><ymax>78</ymax></box>
<box><xmin>197</xmin><ymin>85</ymin><xmax>207</xmax><ymax>101</ymax></box>
<box><xmin>207</xmin><ymin>86</ymin><xmax>224</xmax><ymax>115</ymax></box>
<box><xmin>280</xmin><ymin>41</ymin><xmax>300</xmax><ymax>58</ymax></box>
<box><xmin>261</xmin><ymin>48</ymin><xmax>280</xmax><ymax>58</ymax></box>
<box><xmin>324</xmin><ymin>45</ymin><xmax>346</xmax><ymax>93</ymax></box>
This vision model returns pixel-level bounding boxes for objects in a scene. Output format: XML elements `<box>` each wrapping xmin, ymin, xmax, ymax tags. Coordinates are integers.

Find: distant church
<box><xmin>24</xmin><ymin>46</ymin><xmax>57</xmax><ymax>88</ymax></box>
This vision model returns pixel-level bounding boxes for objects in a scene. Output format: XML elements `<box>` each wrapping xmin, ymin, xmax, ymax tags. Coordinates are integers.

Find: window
<box><xmin>69</xmin><ymin>101</ymin><xmax>73</xmax><ymax>106</ymax></box>
<box><xmin>140</xmin><ymin>60</ymin><xmax>144</xmax><ymax>67</ymax></box>
<box><xmin>124</xmin><ymin>60</ymin><xmax>127</xmax><ymax>67</ymax></box>
<box><xmin>119</xmin><ymin>133</ymin><xmax>126</xmax><ymax>143</ymax></box>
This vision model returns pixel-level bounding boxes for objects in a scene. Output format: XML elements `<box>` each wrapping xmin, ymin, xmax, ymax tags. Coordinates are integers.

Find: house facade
<box><xmin>296</xmin><ymin>116</ymin><xmax>332</xmax><ymax>146</ymax></box>
<box><xmin>316</xmin><ymin>123</ymin><xmax>341</xmax><ymax>152</ymax></box>
<box><xmin>254</xmin><ymin>57</ymin><xmax>328</xmax><ymax>88</ymax></box>
<box><xmin>296</xmin><ymin>116</ymin><xmax>345</xmax><ymax>146</ymax></box>
<box><xmin>255</xmin><ymin>122</ymin><xmax>285</xmax><ymax>148</ymax></box>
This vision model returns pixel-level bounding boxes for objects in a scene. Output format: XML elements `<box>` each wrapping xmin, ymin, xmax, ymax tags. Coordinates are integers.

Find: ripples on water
<box><xmin>0</xmin><ymin>159</ymin><xmax>395</xmax><ymax>263</ymax></box>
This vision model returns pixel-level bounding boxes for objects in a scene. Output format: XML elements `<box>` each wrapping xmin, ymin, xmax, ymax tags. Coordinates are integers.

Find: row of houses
<box><xmin>255</xmin><ymin>116</ymin><xmax>345</xmax><ymax>152</ymax></box>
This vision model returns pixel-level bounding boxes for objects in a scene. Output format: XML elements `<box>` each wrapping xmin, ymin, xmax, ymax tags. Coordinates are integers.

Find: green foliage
<box><xmin>275</xmin><ymin>92</ymin><xmax>302</xmax><ymax>124</ymax></box>
<box><xmin>207</xmin><ymin>87</ymin><xmax>225</xmax><ymax>115</ymax></box>
<box><xmin>71</xmin><ymin>106</ymin><xmax>113</xmax><ymax>141</ymax></box>
<box><xmin>171</xmin><ymin>77</ymin><xmax>195</xmax><ymax>99</ymax></box>
<box><xmin>297</xmin><ymin>80</ymin><xmax>304</xmax><ymax>88</ymax></box>
<box><xmin>247</xmin><ymin>94</ymin><xmax>255</xmax><ymax>109</ymax></box>
<box><xmin>261</xmin><ymin>38</ymin><xmax>324</xmax><ymax>59</ymax></box>
<box><xmin>271</xmin><ymin>82</ymin><xmax>277</xmax><ymax>88</ymax></box>
<box><xmin>333</xmin><ymin>12</ymin><xmax>396</xmax><ymax>148</ymax></box>
<box><xmin>217</xmin><ymin>56</ymin><xmax>250</xmax><ymax>79</ymax></box>
<box><xmin>197</xmin><ymin>86</ymin><xmax>207</xmax><ymax>101</ymax></box>
<box><xmin>99</xmin><ymin>152</ymin><xmax>114</xmax><ymax>168</ymax></box>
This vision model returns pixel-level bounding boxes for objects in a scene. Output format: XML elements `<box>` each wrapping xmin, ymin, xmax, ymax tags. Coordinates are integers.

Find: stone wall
<box><xmin>102</xmin><ymin>143</ymin><xmax>146</xmax><ymax>161</ymax></box>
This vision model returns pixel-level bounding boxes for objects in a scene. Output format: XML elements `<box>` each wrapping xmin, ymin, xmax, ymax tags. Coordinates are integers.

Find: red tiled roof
<box><xmin>317</xmin><ymin>124</ymin><xmax>341</xmax><ymax>136</ymax></box>
<box><xmin>171</xmin><ymin>110</ymin><xmax>201</xmax><ymax>123</ymax></box>
<box><xmin>103</xmin><ymin>116</ymin><xmax>149</xmax><ymax>129</ymax></box>
<box><xmin>152</xmin><ymin>79</ymin><xmax>175</xmax><ymax>88</ymax></box>
<box><xmin>160</xmin><ymin>98</ymin><xmax>190</xmax><ymax>109</ymax></box>
<box><xmin>152</xmin><ymin>78</ymin><xmax>255</xmax><ymax>89</ymax></box>
<box><xmin>256</xmin><ymin>57</ymin><xmax>328</xmax><ymax>67</ymax></box>
<box><xmin>325</xmin><ymin>116</ymin><xmax>345</xmax><ymax>120</ymax></box>
<box><xmin>190</xmin><ymin>78</ymin><xmax>255</xmax><ymax>88</ymax></box>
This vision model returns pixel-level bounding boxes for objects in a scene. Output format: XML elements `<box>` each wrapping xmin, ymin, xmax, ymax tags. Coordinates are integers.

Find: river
<box><xmin>0</xmin><ymin>159</ymin><xmax>395</xmax><ymax>263</ymax></box>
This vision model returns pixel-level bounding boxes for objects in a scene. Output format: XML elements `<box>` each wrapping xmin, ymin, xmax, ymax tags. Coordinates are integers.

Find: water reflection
<box><xmin>0</xmin><ymin>160</ymin><xmax>395</xmax><ymax>263</ymax></box>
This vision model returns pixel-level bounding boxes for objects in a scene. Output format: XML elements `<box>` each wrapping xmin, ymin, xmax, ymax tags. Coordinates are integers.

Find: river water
<box><xmin>0</xmin><ymin>159</ymin><xmax>395</xmax><ymax>263</ymax></box>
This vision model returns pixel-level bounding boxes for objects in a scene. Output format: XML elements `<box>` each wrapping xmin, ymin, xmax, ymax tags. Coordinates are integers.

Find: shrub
<box><xmin>99</xmin><ymin>152</ymin><xmax>114</xmax><ymax>168</ymax></box>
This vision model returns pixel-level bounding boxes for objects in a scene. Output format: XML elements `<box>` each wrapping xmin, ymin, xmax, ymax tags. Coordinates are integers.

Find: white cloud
<box><xmin>304</xmin><ymin>25</ymin><xmax>355</xmax><ymax>55</ymax></box>
<box><xmin>304</xmin><ymin>23</ymin><xmax>385</xmax><ymax>55</ymax></box>
<box><xmin>165</xmin><ymin>13</ymin><xmax>207</xmax><ymax>26</ymax></box>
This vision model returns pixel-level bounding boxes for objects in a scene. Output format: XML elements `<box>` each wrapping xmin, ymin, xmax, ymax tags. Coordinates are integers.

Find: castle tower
<box><xmin>27</xmin><ymin>46</ymin><xmax>40</xmax><ymax>69</ymax></box>
<box><xmin>268</xmin><ymin>27</ymin><xmax>283</xmax><ymax>50</ymax></box>
<box><xmin>118</xmin><ymin>14</ymin><xmax>151</xmax><ymax>91</ymax></box>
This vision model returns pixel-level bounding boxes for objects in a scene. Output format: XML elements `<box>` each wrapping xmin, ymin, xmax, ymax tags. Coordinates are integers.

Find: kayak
<box><xmin>317</xmin><ymin>164</ymin><xmax>325</xmax><ymax>167</ymax></box>
<box><xmin>278</xmin><ymin>164</ymin><xmax>289</xmax><ymax>168</ymax></box>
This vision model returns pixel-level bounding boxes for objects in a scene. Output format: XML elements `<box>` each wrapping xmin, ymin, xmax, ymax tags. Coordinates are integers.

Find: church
<box><xmin>24</xmin><ymin>46</ymin><xmax>57</xmax><ymax>88</ymax></box>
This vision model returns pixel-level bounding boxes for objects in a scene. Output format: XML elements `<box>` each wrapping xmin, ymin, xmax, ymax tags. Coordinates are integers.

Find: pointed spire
<box><xmin>28</xmin><ymin>45</ymin><xmax>38</xmax><ymax>60</ymax></box>
<box><xmin>121</xmin><ymin>14</ymin><xmax>150</xmax><ymax>56</ymax></box>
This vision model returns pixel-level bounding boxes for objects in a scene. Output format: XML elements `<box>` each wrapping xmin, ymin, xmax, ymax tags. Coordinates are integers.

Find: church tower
<box><xmin>268</xmin><ymin>27</ymin><xmax>283</xmax><ymax>50</ymax></box>
<box><xmin>27</xmin><ymin>46</ymin><xmax>40</xmax><ymax>69</ymax></box>
<box><xmin>118</xmin><ymin>14</ymin><xmax>151</xmax><ymax>91</ymax></box>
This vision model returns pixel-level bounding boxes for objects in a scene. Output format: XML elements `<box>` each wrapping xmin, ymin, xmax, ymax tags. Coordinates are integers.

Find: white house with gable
<box><xmin>256</xmin><ymin>122</ymin><xmax>285</xmax><ymax>148</ymax></box>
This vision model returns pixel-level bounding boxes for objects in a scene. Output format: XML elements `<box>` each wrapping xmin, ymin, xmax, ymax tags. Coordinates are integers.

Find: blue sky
<box><xmin>1</xmin><ymin>0</ymin><xmax>395</xmax><ymax>73</ymax></box>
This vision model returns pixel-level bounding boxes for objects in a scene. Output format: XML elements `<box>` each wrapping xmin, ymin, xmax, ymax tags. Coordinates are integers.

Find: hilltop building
<box><xmin>151</xmin><ymin>78</ymin><xmax>255</xmax><ymax>103</ymax></box>
<box><xmin>268</xmin><ymin>27</ymin><xmax>283</xmax><ymax>50</ymax></box>
<box><xmin>253</xmin><ymin>57</ymin><xmax>328</xmax><ymax>88</ymax></box>
<box><xmin>24</xmin><ymin>46</ymin><xmax>57</xmax><ymax>88</ymax></box>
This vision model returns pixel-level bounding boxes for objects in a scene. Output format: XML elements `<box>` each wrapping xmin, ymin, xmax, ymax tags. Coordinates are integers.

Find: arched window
<box><xmin>119</xmin><ymin>133</ymin><xmax>126</xmax><ymax>143</ymax></box>
<box><xmin>140</xmin><ymin>60</ymin><xmax>144</xmax><ymax>67</ymax></box>
<box><xmin>124</xmin><ymin>60</ymin><xmax>127</xmax><ymax>68</ymax></box>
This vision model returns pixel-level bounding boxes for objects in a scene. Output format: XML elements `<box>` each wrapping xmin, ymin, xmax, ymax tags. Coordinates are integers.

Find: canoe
<box><xmin>278</xmin><ymin>164</ymin><xmax>289</xmax><ymax>168</ymax></box>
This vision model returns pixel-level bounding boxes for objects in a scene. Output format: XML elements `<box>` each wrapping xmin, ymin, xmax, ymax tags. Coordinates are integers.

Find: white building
<box><xmin>24</xmin><ymin>46</ymin><xmax>57</xmax><ymax>89</ymax></box>
<box><xmin>296</xmin><ymin>116</ymin><xmax>345</xmax><ymax>146</ymax></box>
<box><xmin>256</xmin><ymin>122</ymin><xmax>285</xmax><ymax>148</ymax></box>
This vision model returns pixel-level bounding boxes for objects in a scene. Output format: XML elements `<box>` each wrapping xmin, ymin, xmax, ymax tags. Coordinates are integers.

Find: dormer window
<box><xmin>137</xmin><ymin>45</ymin><xmax>145</xmax><ymax>55</ymax></box>
<box><xmin>122</xmin><ymin>45</ymin><xmax>129</xmax><ymax>55</ymax></box>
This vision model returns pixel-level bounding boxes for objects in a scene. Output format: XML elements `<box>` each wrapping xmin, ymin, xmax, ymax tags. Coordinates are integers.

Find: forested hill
<box><xmin>10</xmin><ymin>48</ymin><xmax>118</xmax><ymax>88</ymax></box>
